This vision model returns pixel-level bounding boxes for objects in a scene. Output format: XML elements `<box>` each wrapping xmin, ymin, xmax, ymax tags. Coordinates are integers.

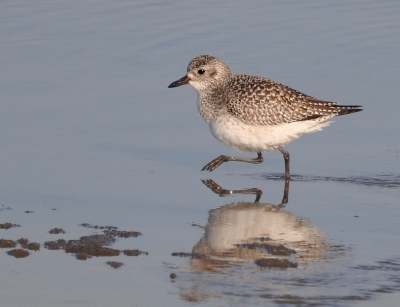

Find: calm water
<box><xmin>1</xmin><ymin>1</ymin><xmax>400</xmax><ymax>306</ymax></box>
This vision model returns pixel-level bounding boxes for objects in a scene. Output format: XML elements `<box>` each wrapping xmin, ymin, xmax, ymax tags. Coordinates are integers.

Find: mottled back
<box><xmin>225</xmin><ymin>75</ymin><xmax>360</xmax><ymax>126</ymax></box>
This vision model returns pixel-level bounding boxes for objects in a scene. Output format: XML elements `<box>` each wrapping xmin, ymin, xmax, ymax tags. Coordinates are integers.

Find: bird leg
<box><xmin>202</xmin><ymin>151</ymin><xmax>263</xmax><ymax>171</ymax></box>
<box><xmin>278</xmin><ymin>147</ymin><xmax>290</xmax><ymax>179</ymax></box>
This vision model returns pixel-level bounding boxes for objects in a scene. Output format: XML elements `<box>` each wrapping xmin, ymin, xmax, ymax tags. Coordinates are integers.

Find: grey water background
<box><xmin>1</xmin><ymin>1</ymin><xmax>399</xmax><ymax>306</ymax></box>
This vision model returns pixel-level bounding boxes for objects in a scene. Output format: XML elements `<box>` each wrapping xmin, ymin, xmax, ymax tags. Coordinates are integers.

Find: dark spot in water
<box><xmin>124</xmin><ymin>249</ymin><xmax>148</xmax><ymax>256</ymax></box>
<box><xmin>0</xmin><ymin>223</ymin><xmax>20</xmax><ymax>230</ymax></box>
<box><xmin>80</xmin><ymin>223</ymin><xmax>118</xmax><ymax>230</ymax></box>
<box><xmin>63</xmin><ymin>234</ymin><xmax>119</xmax><ymax>256</ymax></box>
<box><xmin>172</xmin><ymin>252</ymin><xmax>194</xmax><ymax>257</ymax></box>
<box><xmin>49</xmin><ymin>228</ymin><xmax>66</xmax><ymax>234</ymax></box>
<box><xmin>76</xmin><ymin>252</ymin><xmax>88</xmax><ymax>260</ymax></box>
<box><xmin>66</xmin><ymin>244</ymin><xmax>120</xmax><ymax>257</ymax></box>
<box><xmin>27</xmin><ymin>242</ymin><xmax>40</xmax><ymax>251</ymax></box>
<box><xmin>0</xmin><ymin>239</ymin><xmax>16</xmax><ymax>248</ymax></box>
<box><xmin>44</xmin><ymin>239</ymin><xmax>67</xmax><ymax>250</ymax></box>
<box><xmin>4</xmin><ymin>223</ymin><xmax>145</xmax><ymax>267</ymax></box>
<box><xmin>104</xmin><ymin>229</ymin><xmax>141</xmax><ymax>238</ymax></box>
<box><xmin>170</xmin><ymin>273</ymin><xmax>177</xmax><ymax>279</ymax></box>
<box><xmin>7</xmin><ymin>249</ymin><xmax>30</xmax><ymax>258</ymax></box>
<box><xmin>236</xmin><ymin>243</ymin><xmax>296</xmax><ymax>256</ymax></box>
<box><xmin>255</xmin><ymin>258</ymin><xmax>298</xmax><ymax>268</ymax></box>
<box><xmin>16</xmin><ymin>238</ymin><xmax>39</xmax><ymax>250</ymax></box>
<box><xmin>43</xmin><ymin>224</ymin><xmax>147</xmax><ymax>260</ymax></box>
<box><xmin>171</xmin><ymin>252</ymin><xmax>208</xmax><ymax>259</ymax></box>
<box><xmin>17</xmin><ymin>238</ymin><xmax>29</xmax><ymax>246</ymax></box>
<box><xmin>107</xmin><ymin>261</ymin><xmax>123</xmax><ymax>269</ymax></box>
<box><xmin>80</xmin><ymin>223</ymin><xmax>141</xmax><ymax>237</ymax></box>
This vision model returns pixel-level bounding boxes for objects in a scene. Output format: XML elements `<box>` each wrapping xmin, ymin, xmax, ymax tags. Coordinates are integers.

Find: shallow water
<box><xmin>1</xmin><ymin>1</ymin><xmax>400</xmax><ymax>306</ymax></box>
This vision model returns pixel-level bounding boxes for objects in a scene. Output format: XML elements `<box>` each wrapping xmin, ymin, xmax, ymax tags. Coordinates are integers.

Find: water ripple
<box><xmin>251</xmin><ymin>173</ymin><xmax>400</xmax><ymax>189</ymax></box>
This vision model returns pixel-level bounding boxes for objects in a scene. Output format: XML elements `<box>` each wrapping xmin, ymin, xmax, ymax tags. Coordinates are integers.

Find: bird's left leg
<box><xmin>202</xmin><ymin>151</ymin><xmax>263</xmax><ymax>171</ymax></box>
<box><xmin>278</xmin><ymin>147</ymin><xmax>290</xmax><ymax>179</ymax></box>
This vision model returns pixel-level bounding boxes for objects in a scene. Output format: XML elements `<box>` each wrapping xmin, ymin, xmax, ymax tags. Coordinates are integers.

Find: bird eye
<box><xmin>197</xmin><ymin>69</ymin><xmax>205</xmax><ymax>75</ymax></box>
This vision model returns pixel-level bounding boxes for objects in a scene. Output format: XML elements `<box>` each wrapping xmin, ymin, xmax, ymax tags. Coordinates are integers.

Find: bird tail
<box><xmin>335</xmin><ymin>105</ymin><xmax>363</xmax><ymax>116</ymax></box>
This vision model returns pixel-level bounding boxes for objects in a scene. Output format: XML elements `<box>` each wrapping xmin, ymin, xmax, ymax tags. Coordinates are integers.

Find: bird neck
<box><xmin>197</xmin><ymin>91</ymin><xmax>224</xmax><ymax>124</ymax></box>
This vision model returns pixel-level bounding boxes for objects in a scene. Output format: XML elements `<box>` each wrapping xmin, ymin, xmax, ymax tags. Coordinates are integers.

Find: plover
<box><xmin>168</xmin><ymin>55</ymin><xmax>362</xmax><ymax>178</ymax></box>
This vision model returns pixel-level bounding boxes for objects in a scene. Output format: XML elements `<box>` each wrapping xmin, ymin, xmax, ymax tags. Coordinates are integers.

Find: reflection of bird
<box><xmin>168</xmin><ymin>55</ymin><xmax>362</xmax><ymax>177</ymax></box>
<box><xmin>191</xmin><ymin>202</ymin><xmax>326</xmax><ymax>273</ymax></box>
<box><xmin>192</xmin><ymin>179</ymin><xmax>325</xmax><ymax>271</ymax></box>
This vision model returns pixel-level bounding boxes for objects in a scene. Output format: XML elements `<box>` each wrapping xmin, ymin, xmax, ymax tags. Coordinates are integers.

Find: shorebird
<box><xmin>168</xmin><ymin>55</ymin><xmax>362</xmax><ymax>178</ymax></box>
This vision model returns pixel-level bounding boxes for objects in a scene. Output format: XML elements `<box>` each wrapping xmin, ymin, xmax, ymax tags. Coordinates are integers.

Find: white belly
<box><xmin>209</xmin><ymin>115</ymin><xmax>332</xmax><ymax>152</ymax></box>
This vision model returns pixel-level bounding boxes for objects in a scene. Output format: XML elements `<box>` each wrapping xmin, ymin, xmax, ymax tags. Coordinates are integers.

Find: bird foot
<box><xmin>201</xmin><ymin>155</ymin><xmax>229</xmax><ymax>171</ymax></box>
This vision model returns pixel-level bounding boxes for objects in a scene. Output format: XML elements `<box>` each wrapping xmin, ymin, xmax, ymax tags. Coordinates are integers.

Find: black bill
<box><xmin>168</xmin><ymin>75</ymin><xmax>190</xmax><ymax>88</ymax></box>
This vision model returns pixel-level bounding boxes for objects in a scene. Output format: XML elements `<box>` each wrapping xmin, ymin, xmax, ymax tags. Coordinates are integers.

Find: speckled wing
<box><xmin>225</xmin><ymin>75</ymin><xmax>357</xmax><ymax>126</ymax></box>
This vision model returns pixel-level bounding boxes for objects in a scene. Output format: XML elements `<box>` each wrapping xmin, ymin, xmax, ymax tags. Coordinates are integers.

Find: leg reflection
<box><xmin>201</xmin><ymin>177</ymin><xmax>290</xmax><ymax>207</ymax></box>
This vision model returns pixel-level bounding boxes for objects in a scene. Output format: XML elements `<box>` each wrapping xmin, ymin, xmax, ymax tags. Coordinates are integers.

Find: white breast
<box><xmin>209</xmin><ymin>115</ymin><xmax>332</xmax><ymax>152</ymax></box>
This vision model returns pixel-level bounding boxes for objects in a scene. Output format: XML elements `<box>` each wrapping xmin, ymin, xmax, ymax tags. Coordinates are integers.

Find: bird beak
<box><xmin>168</xmin><ymin>75</ymin><xmax>190</xmax><ymax>88</ymax></box>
